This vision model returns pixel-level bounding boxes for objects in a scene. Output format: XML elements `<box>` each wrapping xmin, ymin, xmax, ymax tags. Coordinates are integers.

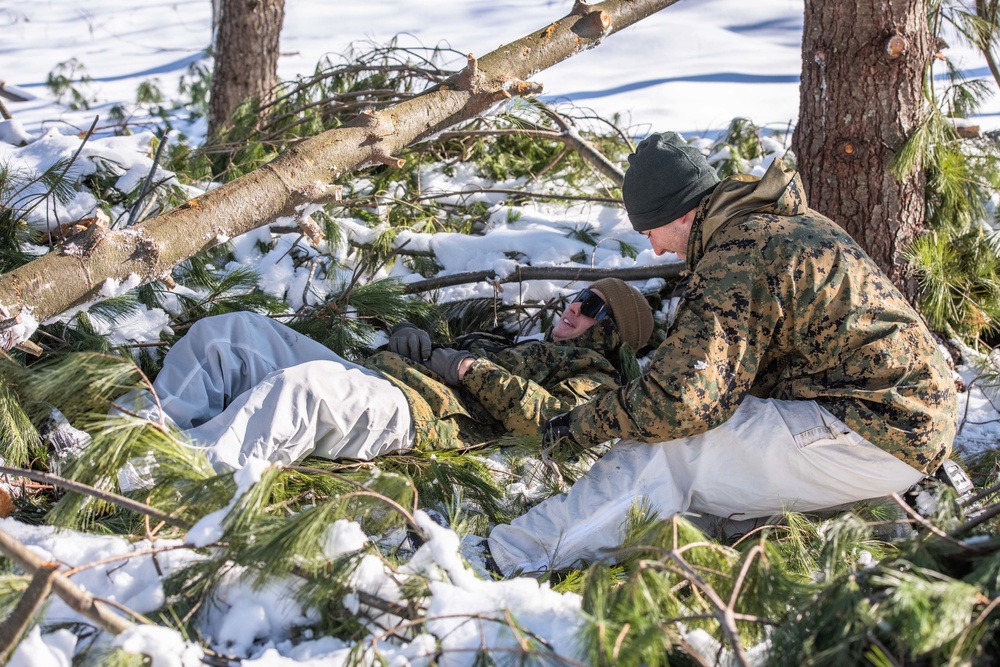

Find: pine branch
<box><xmin>0</xmin><ymin>529</ymin><xmax>235</xmax><ymax>666</ymax></box>
<box><xmin>0</xmin><ymin>527</ymin><xmax>133</xmax><ymax>635</ymax></box>
<box><xmin>641</xmin><ymin>553</ymin><xmax>752</xmax><ymax>667</ymax></box>
<box><xmin>429</xmin><ymin>98</ymin><xmax>625</xmax><ymax>186</ymax></box>
<box><xmin>0</xmin><ymin>0</ymin><xmax>683</xmax><ymax>326</ymax></box>
<box><xmin>0</xmin><ymin>465</ymin><xmax>191</xmax><ymax>530</ymax></box>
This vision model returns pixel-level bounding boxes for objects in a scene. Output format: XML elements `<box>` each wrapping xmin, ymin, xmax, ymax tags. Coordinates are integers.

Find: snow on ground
<box><xmin>2</xmin><ymin>1</ymin><xmax>1000</xmax><ymax>665</ymax></box>
<box><xmin>4</xmin><ymin>0</ymin><xmax>997</xmax><ymax>140</ymax></box>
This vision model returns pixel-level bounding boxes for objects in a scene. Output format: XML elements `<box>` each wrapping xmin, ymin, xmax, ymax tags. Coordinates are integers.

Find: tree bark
<box><xmin>208</xmin><ymin>0</ymin><xmax>285</xmax><ymax>139</ymax></box>
<box><xmin>0</xmin><ymin>0</ymin><xmax>679</xmax><ymax>329</ymax></box>
<box><xmin>792</xmin><ymin>0</ymin><xmax>931</xmax><ymax>299</ymax></box>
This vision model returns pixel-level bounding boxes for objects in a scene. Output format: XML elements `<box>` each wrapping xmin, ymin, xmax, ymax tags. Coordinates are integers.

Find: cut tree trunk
<box><xmin>792</xmin><ymin>0</ymin><xmax>932</xmax><ymax>300</ymax></box>
<box><xmin>0</xmin><ymin>0</ymin><xmax>678</xmax><ymax>332</ymax></box>
<box><xmin>208</xmin><ymin>0</ymin><xmax>286</xmax><ymax>139</ymax></box>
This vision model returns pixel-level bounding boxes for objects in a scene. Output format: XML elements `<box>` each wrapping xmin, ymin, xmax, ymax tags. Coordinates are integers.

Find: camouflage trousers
<box><xmin>488</xmin><ymin>396</ymin><xmax>924</xmax><ymax>576</ymax></box>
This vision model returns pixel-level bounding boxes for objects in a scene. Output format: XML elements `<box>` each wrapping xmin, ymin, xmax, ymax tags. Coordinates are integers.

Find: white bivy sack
<box><xmin>118</xmin><ymin>312</ymin><xmax>414</xmax><ymax>471</ymax></box>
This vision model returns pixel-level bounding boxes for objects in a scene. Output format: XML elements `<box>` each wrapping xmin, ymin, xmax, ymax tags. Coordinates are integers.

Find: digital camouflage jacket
<box><xmin>364</xmin><ymin>318</ymin><xmax>626</xmax><ymax>449</ymax></box>
<box><xmin>568</xmin><ymin>159</ymin><xmax>957</xmax><ymax>473</ymax></box>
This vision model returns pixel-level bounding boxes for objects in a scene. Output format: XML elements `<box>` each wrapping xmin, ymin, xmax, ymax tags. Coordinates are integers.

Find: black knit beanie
<box><xmin>622</xmin><ymin>132</ymin><xmax>720</xmax><ymax>232</ymax></box>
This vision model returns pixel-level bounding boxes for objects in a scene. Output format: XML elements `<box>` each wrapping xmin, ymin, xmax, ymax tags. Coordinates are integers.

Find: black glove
<box><xmin>387</xmin><ymin>322</ymin><xmax>432</xmax><ymax>361</ymax></box>
<box><xmin>542</xmin><ymin>412</ymin><xmax>573</xmax><ymax>446</ymax></box>
<box><xmin>425</xmin><ymin>347</ymin><xmax>475</xmax><ymax>385</ymax></box>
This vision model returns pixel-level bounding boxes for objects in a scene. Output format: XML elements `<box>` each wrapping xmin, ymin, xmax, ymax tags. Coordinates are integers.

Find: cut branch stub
<box><xmin>572</xmin><ymin>9</ymin><xmax>612</xmax><ymax>39</ymax></box>
<box><xmin>351</xmin><ymin>109</ymin><xmax>406</xmax><ymax>168</ymax></box>
<box><xmin>297</xmin><ymin>214</ymin><xmax>325</xmax><ymax>245</ymax></box>
<box><xmin>457</xmin><ymin>53</ymin><xmax>486</xmax><ymax>93</ymax></box>
<box><xmin>374</xmin><ymin>152</ymin><xmax>406</xmax><ymax>168</ymax></box>
<box><xmin>885</xmin><ymin>32</ymin><xmax>908</xmax><ymax>59</ymax></box>
<box><xmin>354</xmin><ymin>107</ymin><xmax>397</xmax><ymax>141</ymax></box>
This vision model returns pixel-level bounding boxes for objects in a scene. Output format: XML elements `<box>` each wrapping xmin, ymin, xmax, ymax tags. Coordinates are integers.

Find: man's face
<box><xmin>551</xmin><ymin>288</ymin><xmax>608</xmax><ymax>343</ymax></box>
<box><xmin>642</xmin><ymin>208</ymin><xmax>697</xmax><ymax>260</ymax></box>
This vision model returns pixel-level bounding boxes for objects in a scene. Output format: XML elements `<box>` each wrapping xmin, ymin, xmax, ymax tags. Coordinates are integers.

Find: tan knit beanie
<box><xmin>588</xmin><ymin>278</ymin><xmax>654</xmax><ymax>351</ymax></box>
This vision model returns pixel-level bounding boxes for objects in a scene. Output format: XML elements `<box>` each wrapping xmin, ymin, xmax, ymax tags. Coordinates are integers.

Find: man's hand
<box><xmin>540</xmin><ymin>412</ymin><xmax>581</xmax><ymax>490</ymax></box>
<box><xmin>425</xmin><ymin>347</ymin><xmax>474</xmax><ymax>385</ymax></box>
<box><xmin>542</xmin><ymin>412</ymin><xmax>573</xmax><ymax>446</ymax></box>
<box><xmin>388</xmin><ymin>322</ymin><xmax>432</xmax><ymax>361</ymax></box>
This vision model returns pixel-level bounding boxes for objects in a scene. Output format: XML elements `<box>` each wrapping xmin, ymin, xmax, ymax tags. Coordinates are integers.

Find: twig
<box><xmin>950</xmin><ymin>498</ymin><xmax>1000</xmax><ymax>537</ymax></box>
<box><xmin>532</xmin><ymin>99</ymin><xmax>626</xmax><ymax>185</ymax></box>
<box><xmin>287</xmin><ymin>465</ymin><xmax>423</xmax><ymax>534</ymax></box>
<box><xmin>0</xmin><ymin>465</ymin><xmax>190</xmax><ymax>530</ymax></box>
<box><xmin>402</xmin><ymin>263</ymin><xmax>684</xmax><ymax>294</ymax></box>
<box><xmin>0</xmin><ymin>562</ymin><xmax>59</xmax><ymax>663</ymax></box>
<box><xmin>727</xmin><ymin>544</ymin><xmax>764</xmax><ymax>610</ymax></box>
<box><xmin>643</xmin><ymin>554</ymin><xmax>752</xmax><ymax>667</ymax></box>
<box><xmin>888</xmin><ymin>492</ymin><xmax>981</xmax><ymax>551</ymax></box>
<box><xmin>126</xmin><ymin>134</ymin><xmax>169</xmax><ymax>226</ymax></box>
<box><xmin>62</xmin><ymin>543</ymin><xmax>194</xmax><ymax>577</ymax></box>
<box><xmin>415</xmin><ymin>186</ymin><xmax>619</xmax><ymax>205</ymax></box>
<box><xmin>965</xmin><ymin>480</ymin><xmax>1000</xmax><ymax>506</ymax></box>
<box><xmin>0</xmin><ymin>527</ymin><xmax>133</xmax><ymax>635</ymax></box>
<box><xmin>539</xmin><ymin>441</ymin><xmax>566</xmax><ymax>492</ymax></box>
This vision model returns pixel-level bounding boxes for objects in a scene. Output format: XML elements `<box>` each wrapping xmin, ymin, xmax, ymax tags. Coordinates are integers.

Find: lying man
<box><xmin>121</xmin><ymin>278</ymin><xmax>653</xmax><ymax>472</ymax></box>
<box><xmin>487</xmin><ymin>133</ymin><xmax>958</xmax><ymax>576</ymax></box>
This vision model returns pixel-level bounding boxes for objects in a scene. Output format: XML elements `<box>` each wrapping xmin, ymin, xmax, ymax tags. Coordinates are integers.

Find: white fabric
<box><xmin>488</xmin><ymin>395</ymin><xmax>925</xmax><ymax>575</ymax></box>
<box><xmin>119</xmin><ymin>312</ymin><xmax>413</xmax><ymax>471</ymax></box>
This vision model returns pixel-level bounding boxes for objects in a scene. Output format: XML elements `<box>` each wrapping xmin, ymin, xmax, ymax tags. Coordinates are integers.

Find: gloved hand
<box><xmin>425</xmin><ymin>347</ymin><xmax>475</xmax><ymax>385</ymax></box>
<box><xmin>540</xmin><ymin>412</ymin><xmax>583</xmax><ymax>487</ymax></box>
<box><xmin>387</xmin><ymin>322</ymin><xmax>432</xmax><ymax>361</ymax></box>
<box><xmin>542</xmin><ymin>412</ymin><xmax>573</xmax><ymax>447</ymax></box>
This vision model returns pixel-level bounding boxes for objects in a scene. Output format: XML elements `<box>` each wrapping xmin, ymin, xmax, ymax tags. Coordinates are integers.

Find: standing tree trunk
<box><xmin>208</xmin><ymin>0</ymin><xmax>285</xmax><ymax>140</ymax></box>
<box><xmin>792</xmin><ymin>0</ymin><xmax>932</xmax><ymax>300</ymax></box>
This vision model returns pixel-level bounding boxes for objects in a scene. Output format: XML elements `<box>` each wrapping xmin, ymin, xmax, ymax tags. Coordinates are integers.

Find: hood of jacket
<box><xmin>686</xmin><ymin>158</ymin><xmax>809</xmax><ymax>269</ymax></box>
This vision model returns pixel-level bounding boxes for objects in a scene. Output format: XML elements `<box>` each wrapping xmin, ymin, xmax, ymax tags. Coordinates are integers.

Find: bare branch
<box><xmin>0</xmin><ymin>562</ymin><xmax>59</xmax><ymax>663</ymax></box>
<box><xmin>0</xmin><ymin>527</ymin><xmax>134</xmax><ymax>635</ymax></box>
<box><xmin>0</xmin><ymin>465</ymin><xmax>191</xmax><ymax>530</ymax></box>
<box><xmin>401</xmin><ymin>262</ymin><xmax>685</xmax><ymax>293</ymax></box>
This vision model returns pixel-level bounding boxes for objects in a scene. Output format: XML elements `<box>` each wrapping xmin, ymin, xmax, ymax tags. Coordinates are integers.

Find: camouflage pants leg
<box><xmin>488</xmin><ymin>396</ymin><xmax>924</xmax><ymax>576</ymax></box>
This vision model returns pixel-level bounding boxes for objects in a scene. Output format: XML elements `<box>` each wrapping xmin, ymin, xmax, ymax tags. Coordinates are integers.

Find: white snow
<box><xmin>1</xmin><ymin>1</ymin><xmax>998</xmax><ymax>665</ymax></box>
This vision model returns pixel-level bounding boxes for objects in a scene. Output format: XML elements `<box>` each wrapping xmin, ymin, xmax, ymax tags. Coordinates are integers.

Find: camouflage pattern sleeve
<box><xmin>568</xmin><ymin>244</ymin><xmax>779</xmax><ymax>446</ymax></box>
<box><xmin>462</xmin><ymin>356</ymin><xmax>618</xmax><ymax>436</ymax></box>
<box><xmin>569</xmin><ymin>160</ymin><xmax>956</xmax><ymax>470</ymax></box>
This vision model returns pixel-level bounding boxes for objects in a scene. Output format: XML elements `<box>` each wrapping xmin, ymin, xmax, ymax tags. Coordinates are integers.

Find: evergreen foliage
<box><xmin>897</xmin><ymin>1</ymin><xmax>1000</xmax><ymax>347</ymax></box>
<box><xmin>3</xmin><ymin>36</ymin><xmax>1000</xmax><ymax>667</ymax></box>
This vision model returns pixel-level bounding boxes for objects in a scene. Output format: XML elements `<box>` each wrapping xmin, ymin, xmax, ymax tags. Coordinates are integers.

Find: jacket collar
<box><xmin>686</xmin><ymin>158</ymin><xmax>808</xmax><ymax>269</ymax></box>
<box><xmin>546</xmin><ymin>317</ymin><xmax>623</xmax><ymax>358</ymax></box>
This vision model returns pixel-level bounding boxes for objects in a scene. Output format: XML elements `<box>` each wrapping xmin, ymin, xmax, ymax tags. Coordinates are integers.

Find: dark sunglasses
<box><xmin>572</xmin><ymin>288</ymin><xmax>611</xmax><ymax>321</ymax></box>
